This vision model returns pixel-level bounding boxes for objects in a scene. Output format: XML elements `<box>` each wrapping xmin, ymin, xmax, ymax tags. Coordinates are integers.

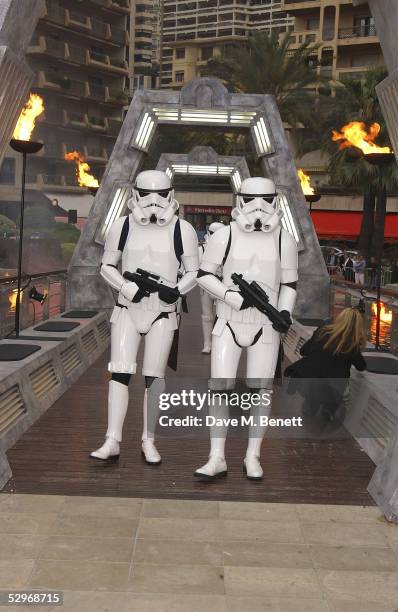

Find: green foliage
<box><xmin>61</xmin><ymin>242</ymin><xmax>76</xmax><ymax>264</ymax></box>
<box><xmin>24</xmin><ymin>205</ymin><xmax>56</xmax><ymax>231</ymax></box>
<box><xmin>51</xmin><ymin>222</ymin><xmax>81</xmax><ymax>244</ymax></box>
<box><xmin>203</xmin><ymin>31</ymin><xmax>326</xmax><ymax>131</ymax></box>
<box><xmin>0</xmin><ymin>214</ymin><xmax>16</xmax><ymax>232</ymax></box>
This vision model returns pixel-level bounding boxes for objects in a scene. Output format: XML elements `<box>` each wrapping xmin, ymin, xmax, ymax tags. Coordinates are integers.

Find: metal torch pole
<box><xmin>15</xmin><ymin>151</ymin><xmax>27</xmax><ymax>338</ymax></box>
<box><xmin>375</xmin><ymin>167</ymin><xmax>383</xmax><ymax>351</ymax></box>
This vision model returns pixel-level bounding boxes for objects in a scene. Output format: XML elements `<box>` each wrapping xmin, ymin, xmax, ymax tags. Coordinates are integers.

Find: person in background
<box><xmin>354</xmin><ymin>254</ymin><xmax>366</xmax><ymax>285</ymax></box>
<box><xmin>391</xmin><ymin>260</ymin><xmax>398</xmax><ymax>284</ymax></box>
<box><xmin>367</xmin><ymin>256</ymin><xmax>378</xmax><ymax>289</ymax></box>
<box><xmin>343</xmin><ymin>253</ymin><xmax>355</xmax><ymax>282</ymax></box>
<box><xmin>287</xmin><ymin>307</ymin><xmax>367</xmax><ymax>422</ymax></box>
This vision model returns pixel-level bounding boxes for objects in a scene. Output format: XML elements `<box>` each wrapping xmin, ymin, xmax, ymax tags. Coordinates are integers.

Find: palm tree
<box><xmin>203</xmin><ymin>31</ymin><xmax>326</xmax><ymax>130</ymax></box>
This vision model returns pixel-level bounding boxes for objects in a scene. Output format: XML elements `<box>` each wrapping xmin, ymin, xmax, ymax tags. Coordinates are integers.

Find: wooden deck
<box><xmin>2</xmin><ymin>290</ymin><xmax>375</xmax><ymax>505</ymax></box>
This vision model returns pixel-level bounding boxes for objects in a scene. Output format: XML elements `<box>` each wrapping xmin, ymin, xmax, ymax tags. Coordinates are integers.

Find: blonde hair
<box><xmin>320</xmin><ymin>308</ymin><xmax>366</xmax><ymax>355</ymax></box>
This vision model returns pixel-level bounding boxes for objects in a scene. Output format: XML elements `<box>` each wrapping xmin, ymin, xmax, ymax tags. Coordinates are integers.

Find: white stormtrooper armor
<box><xmin>91</xmin><ymin>170</ymin><xmax>199</xmax><ymax>464</ymax></box>
<box><xmin>199</xmin><ymin>222</ymin><xmax>225</xmax><ymax>354</ymax></box>
<box><xmin>195</xmin><ymin>177</ymin><xmax>298</xmax><ymax>480</ymax></box>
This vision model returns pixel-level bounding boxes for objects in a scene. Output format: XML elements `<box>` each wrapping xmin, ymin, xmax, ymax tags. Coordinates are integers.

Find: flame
<box><xmin>64</xmin><ymin>151</ymin><xmax>99</xmax><ymax>188</ymax></box>
<box><xmin>297</xmin><ymin>169</ymin><xmax>315</xmax><ymax>195</ymax></box>
<box><xmin>8</xmin><ymin>288</ymin><xmax>21</xmax><ymax>312</ymax></box>
<box><xmin>332</xmin><ymin>121</ymin><xmax>392</xmax><ymax>154</ymax></box>
<box><xmin>372</xmin><ymin>301</ymin><xmax>393</xmax><ymax>324</ymax></box>
<box><xmin>13</xmin><ymin>93</ymin><xmax>45</xmax><ymax>141</ymax></box>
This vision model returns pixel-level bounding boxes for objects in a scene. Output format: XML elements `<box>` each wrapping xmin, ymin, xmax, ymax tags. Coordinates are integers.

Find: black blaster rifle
<box><xmin>123</xmin><ymin>268</ymin><xmax>180</xmax><ymax>305</ymax></box>
<box><xmin>231</xmin><ymin>273</ymin><xmax>290</xmax><ymax>333</ymax></box>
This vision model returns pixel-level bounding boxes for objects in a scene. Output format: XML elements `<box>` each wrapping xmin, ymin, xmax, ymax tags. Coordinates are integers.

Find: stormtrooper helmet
<box><xmin>128</xmin><ymin>170</ymin><xmax>178</xmax><ymax>226</ymax></box>
<box><xmin>232</xmin><ymin>177</ymin><xmax>283</xmax><ymax>233</ymax></box>
<box><xmin>204</xmin><ymin>221</ymin><xmax>225</xmax><ymax>243</ymax></box>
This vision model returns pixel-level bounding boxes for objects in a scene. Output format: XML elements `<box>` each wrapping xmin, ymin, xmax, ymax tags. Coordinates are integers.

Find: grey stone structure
<box><xmin>68</xmin><ymin>78</ymin><xmax>329</xmax><ymax>319</ymax></box>
<box><xmin>0</xmin><ymin>0</ymin><xmax>44</xmax><ymax>163</ymax></box>
<box><xmin>354</xmin><ymin>0</ymin><xmax>398</xmax><ymax>164</ymax></box>
<box><xmin>0</xmin><ymin>312</ymin><xmax>110</xmax><ymax>489</ymax></box>
<box><xmin>285</xmin><ymin>318</ymin><xmax>398</xmax><ymax>523</ymax></box>
<box><xmin>156</xmin><ymin>146</ymin><xmax>251</xmax><ymax>191</ymax></box>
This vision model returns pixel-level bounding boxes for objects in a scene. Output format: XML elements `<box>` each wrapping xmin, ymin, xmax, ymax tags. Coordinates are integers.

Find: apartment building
<box><xmin>0</xmin><ymin>0</ymin><xmax>131</xmax><ymax>221</ymax></box>
<box><xmin>131</xmin><ymin>0</ymin><xmax>162</xmax><ymax>90</ymax></box>
<box><xmin>282</xmin><ymin>0</ymin><xmax>383</xmax><ymax>82</ymax></box>
<box><xmin>161</xmin><ymin>0</ymin><xmax>294</xmax><ymax>89</ymax></box>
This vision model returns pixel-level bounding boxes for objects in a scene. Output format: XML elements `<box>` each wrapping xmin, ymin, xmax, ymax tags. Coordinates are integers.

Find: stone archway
<box><xmin>68</xmin><ymin>77</ymin><xmax>328</xmax><ymax>318</ymax></box>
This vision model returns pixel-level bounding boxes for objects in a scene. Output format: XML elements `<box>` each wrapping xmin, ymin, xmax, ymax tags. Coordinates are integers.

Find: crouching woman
<box><xmin>286</xmin><ymin>308</ymin><xmax>367</xmax><ymax>422</ymax></box>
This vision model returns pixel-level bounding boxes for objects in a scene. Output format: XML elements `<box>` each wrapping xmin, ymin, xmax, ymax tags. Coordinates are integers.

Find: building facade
<box><xmin>130</xmin><ymin>0</ymin><xmax>162</xmax><ymax>90</ymax></box>
<box><xmin>0</xmin><ymin>0</ymin><xmax>131</xmax><ymax>221</ymax></box>
<box><xmin>282</xmin><ymin>0</ymin><xmax>383</xmax><ymax>82</ymax></box>
<box><xmin>161</xmin><ymin>0</ymin><xmax>294</xmax><ymax>89</ymax></box>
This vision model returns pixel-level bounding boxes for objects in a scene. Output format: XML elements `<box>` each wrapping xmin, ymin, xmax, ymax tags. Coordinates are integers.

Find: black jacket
<box><xmin>298</xmin><ymin>326</ymin><xmax>367</xmax><ymax>378</ymax></box>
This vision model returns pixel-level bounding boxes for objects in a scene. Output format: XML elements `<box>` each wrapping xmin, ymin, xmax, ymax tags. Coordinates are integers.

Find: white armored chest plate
<box><xmin>218</xmin><ymin>223</ymin><xmax>281</xmax><ymax>323</ymax></box>
<box><xmin>121</xmin><ymin>217</ymin><xmax>179</xmax><ymax>284</ymax></box>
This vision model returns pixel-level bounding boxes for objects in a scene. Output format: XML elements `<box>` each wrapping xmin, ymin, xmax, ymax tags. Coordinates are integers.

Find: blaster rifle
<box><xmin>231</xmin><ymin>273</ymin><xmax>290</xmax><ymax>333</ymax></box>
<box><xmin>123</xmin><ymin>268</ymin><xmax>180</xmax><ymax>304</ymax></box>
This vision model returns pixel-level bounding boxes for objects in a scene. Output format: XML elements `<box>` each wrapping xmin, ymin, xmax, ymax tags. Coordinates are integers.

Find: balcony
<box><xmin>87</xmin><ymin>116</ymin><xmax>108</xmax><ymax>132</ymax></box>
<box><xmin>105</xmin><ymin>87</ymin><xmax>130</xmax><ymax>105</ymax></box>
<box><xmin>89</xmin><ymin>0</ymin><xmax>130</xmax><ymax>12</ymax></box>
<box><xmin>87</xmin><ymin>50</ymin><xmax>129</xmax><ymax>75</ymax></box>
<box><xmin>37</xmin><ymin>71</ymin><xmax>90</xmax><ymax>99</ymax></box>
<box><xmin>338</xmin><ymin>25</ymin><xmax>377</xmax><ymax>41</ymax></box>
<box><xmin>107</xmin><ymin>117</ymin><xmax>123</xmax><ymax>136</ymax></box>
<box><xmin>25</xmin><ymin>173</ymin><xmax>83</xmax><ymax>192</ymax></box>
<box><xmin>83</xmin><ymin>146</ymin><xmax>109</xmax><ymax>163</ymax></box>
<box><xmin>43</xmin><ymin>1</ymin><xmax>128</xmax><ymax>45</ymax></box>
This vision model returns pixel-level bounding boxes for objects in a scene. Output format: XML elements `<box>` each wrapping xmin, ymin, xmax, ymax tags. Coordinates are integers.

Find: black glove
<box><xmin>132</xmin><ymin>286</ymin><xmax>150</xmax><ymax>303</ymax></box>
<box><xmin>272</xmin><ymin>310</ymin><xmax>292</xmax><ymax>333</ymax></box>
<box><xmin>158</xmin><ymin>286</ymin><xmax>181</xmax><ymax>305</ymax></box>
<box><xmin>238</xmin><ymin>291</ymin><xmax>253</xmax><ymax>310</ymax></box>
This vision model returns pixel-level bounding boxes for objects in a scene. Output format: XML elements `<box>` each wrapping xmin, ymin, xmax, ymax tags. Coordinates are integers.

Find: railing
<box><xmin>338</xmin><ymin>25</ymin><xmax>377</xmax><ymax>39</ymax></box>
<box><xmin>326</xmin><ymin>265</ymin><xmax>392</xmax><ymax>287</ymax></box>
<box><xmin>330</xmin><ymin>279</ymin><xmax>398</xmax><ymax>355</ymax></box>
<box><xmin>0</xmin><ymin>271</ymin><xmax>67</xmax><ymax>339</ymax></box>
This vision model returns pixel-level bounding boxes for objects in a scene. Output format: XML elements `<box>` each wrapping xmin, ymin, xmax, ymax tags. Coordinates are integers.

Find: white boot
<box><xmin>194</xmin><ymin>437</ymin><xmax>227</xmax><ymax>480</ymax></box>
<box><xmin>90</xmin><ymin>380</ymin><xmax>128</xmax><ymax>460</ymax></box>
<box><xmin>243</xmin><ymin>454</ymin><xmax>263</xmax><ymax>480</ymax></box>
<box><xmin>141</xmin><ymin>438</ymin><xmax>162</xmax><ymax>465</ymax></box>
<box><xmin>195</xmin><ymin>454</ymin><xmax>227</xmax><ymax>480</ymax></box>
<box><xmin>201</xmin><ymin>316</ymin><xmax>213</xmax><ymax>354</ymax></box>
<box><xmin>243</xmin><ymin>396</ymin><xmax>269</xmax><ymax>479</ymax></box>
<box><xmin>141</xmin><ymin>382</ymin><xmax>162</xmax><ymax>465</ymax></box>
<box><xmin>90</xmin><ymin>437</ymin><xmax>120</xmax><ymax>461</ymax></box>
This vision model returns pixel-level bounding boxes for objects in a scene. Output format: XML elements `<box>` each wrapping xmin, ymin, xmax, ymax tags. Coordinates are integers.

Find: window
<box><xmin>0</xmin><ymin>158</ymin><xmax>15</xmax><ymax>185</ymax></box>
<box><xmin>201</xmin><ymin>46</ymin><xmax>213</xmax><ymax>60</ymax></box>
<box><xmin>176</xmin><ymin>48</ymin><xmax>185</xmax><ymax>59</ymax></box>
<box><xmin>175</xmin><ymin>71</ymin><xmax>185</xmax><ymax>83</ymax></box>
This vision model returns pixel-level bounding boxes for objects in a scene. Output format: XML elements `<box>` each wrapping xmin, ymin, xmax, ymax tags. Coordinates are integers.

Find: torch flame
<box><xmin>13</xmin><ymin>93</ymin><xmax>44</xmax><ymax>141</ymax></box>
<box><xmin>297</xmin><ymin>169</ymin><xmax>315</xmax><ymax>196</ymax></box>
<box><xmin>9</xmin><ymin>289</ymin><xmax>21</xmax><ymax>312</ymax></box>
<box><xmin>332</xmin><ymin>121</ymin><xmax>392</xmax><ymax>155</ymax></box>
<box><xmin>372</xmin><ymin>301</ymin><xmax>393</xmax><ymax>324</ymax></box>
<box><xmin>64</xmin><ymin>151</ymin><xmax>99</xmax><ymax>188</ymax></box>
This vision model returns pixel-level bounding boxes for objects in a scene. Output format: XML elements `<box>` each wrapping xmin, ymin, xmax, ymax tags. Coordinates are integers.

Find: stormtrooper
<box><xmin>195</xmin><ymin>177</ymin><xmax>298</xmax><ymax>480</ymax></box>
<box><xmin>91</xmin><ymin>170</ymin><xmax>199</xmax><ymax>464</ymax></box>
<box><xmin>199</xmin><ymin>222</ymin><xmax>225</xmax><ymax>354</ymax></box>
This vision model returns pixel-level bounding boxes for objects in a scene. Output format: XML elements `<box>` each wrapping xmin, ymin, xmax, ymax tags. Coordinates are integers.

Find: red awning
<box><xmin>311</xmin><ymin>211</ymin><xmax>398</xmax><ymax>242</ymax></box>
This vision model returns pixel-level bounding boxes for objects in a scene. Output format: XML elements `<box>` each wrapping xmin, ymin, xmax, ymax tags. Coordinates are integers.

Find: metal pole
<box><xmin>15</xmin><ymin>151</ymin><xmax>27</xmax><ymax>338</ymax></box>
<box><xmin>375</xmin><ymin>167</ymin><xmax>383</xmax><ymax>351</ymax></box>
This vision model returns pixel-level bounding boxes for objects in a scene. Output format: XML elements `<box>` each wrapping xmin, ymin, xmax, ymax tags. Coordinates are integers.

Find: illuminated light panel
<box><xmin>279</xmin><ymin>193</ymin><xmax>299</xmax><ymax>243</ymax></box>
<box><xmin>165</xmin><ymin>167</ymin><xmax>174</xmax><ymax>179</ymax></box>
<box><xmin>96</xmin><ymin>186</ymin><xmax>131</xmax><ymax>244</ymax></box>
<box><xmin>252</xmin><ymin>116</ymin><xmax>272</xmax><ymax>156</ymax></box>
<box><xmin>133</xmin><ymin>112</ymin><xmax>156</xmax><ymax>150</ymax></box>
<box><xmin>171</xmin><ymin>163</ymin><xmax>235</xmax><ymax>176</ymax></box>
<box><xmin>151</xmin><ymin>107</ymin><xmax>258</xmax><ymax>126</ymax></box>
<box><xmin>232</xmin><ymin>170</ymin><xmax>242</xmax><ymax>192</ymax></box>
